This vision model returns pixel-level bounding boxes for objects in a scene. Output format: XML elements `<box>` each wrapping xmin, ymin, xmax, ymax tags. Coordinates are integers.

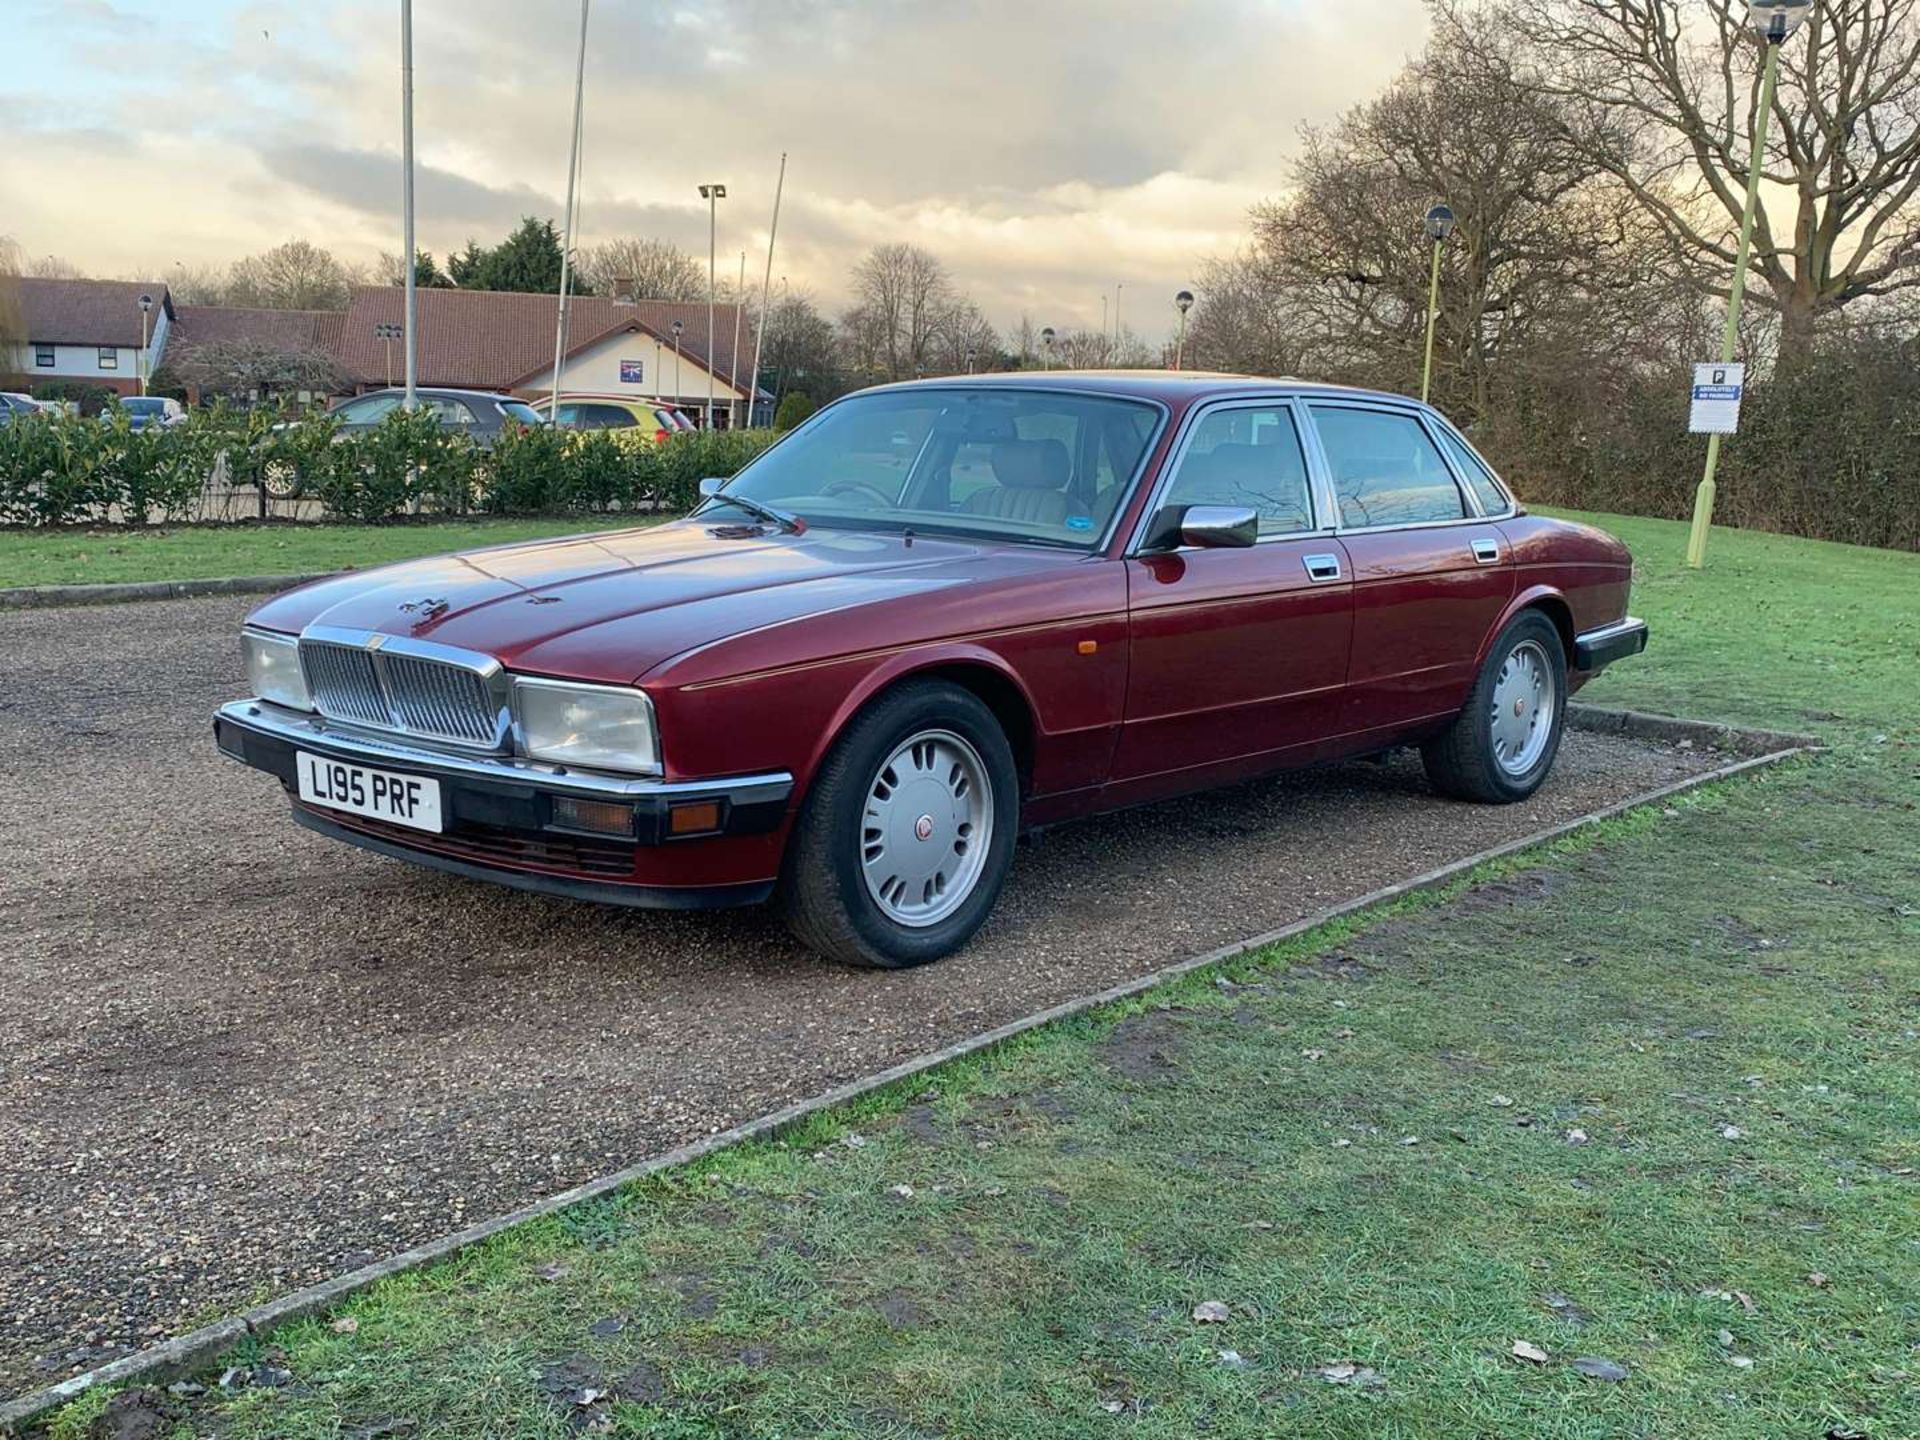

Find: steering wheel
<box><xmin>821</xmin><ymin>479</ymin><xmax>898</xmax><ymax>509</ymax></box>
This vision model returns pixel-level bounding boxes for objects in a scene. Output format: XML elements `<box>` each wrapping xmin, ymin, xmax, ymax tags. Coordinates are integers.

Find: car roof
<box><xmin>860</xmin><ymin>370</ymin><xmax>1423</xmax><ymax>408</ymax></box>
<box><xmin>351</xmin><ymin>386</ymin><xmax>516</xmax><ymax>401</ymax></box>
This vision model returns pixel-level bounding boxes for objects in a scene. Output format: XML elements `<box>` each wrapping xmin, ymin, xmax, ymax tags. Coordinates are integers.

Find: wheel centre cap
<box><xmin>914</xmin><ymin>814</ymin><xmax>936</xmax><ymax>841</ymax></box>
<box><xmin>1513</xmin><ymin>697</ymin><xmax>1526</xmax><ymax>717</ymax></box>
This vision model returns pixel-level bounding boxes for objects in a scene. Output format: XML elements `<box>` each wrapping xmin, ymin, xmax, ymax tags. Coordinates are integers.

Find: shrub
<box><xmin>774</xmin><ymin>392</ymin><xmax>818</xmax><ymax>431</ymax></box>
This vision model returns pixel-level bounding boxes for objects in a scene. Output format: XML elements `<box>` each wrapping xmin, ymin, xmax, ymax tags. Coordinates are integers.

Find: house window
<box><xmin>97</xmin><ymin>347</ymin><xmax>118</xmax><ymax>370</ymax></box>
<box><xmin>34</xmin><ymin>345</ymin><xmax>55</xmax><ymax>368</ymax></box>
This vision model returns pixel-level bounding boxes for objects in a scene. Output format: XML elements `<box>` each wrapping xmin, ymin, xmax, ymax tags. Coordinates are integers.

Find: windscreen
<box><xmin>706</xmin><ymin>387</ymin><xmax>1161</xmax><ymax>549</ymax></box>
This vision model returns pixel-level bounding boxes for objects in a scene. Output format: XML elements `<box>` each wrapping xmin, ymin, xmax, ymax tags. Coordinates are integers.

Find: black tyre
<box><xmin>1422</xmin><ymin>610</ymin><xmax>1568</xmax><ymax>803</ymax></box>
<box><xmin>780</xmin><ymin>680</ymin><xmax>1019</xmax><ymax>968</ymax></box>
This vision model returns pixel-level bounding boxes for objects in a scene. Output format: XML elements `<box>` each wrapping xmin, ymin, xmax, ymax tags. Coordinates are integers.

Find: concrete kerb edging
<box><xmin>0</xmin><ymin>573</ymin><xmax>337</xmax><ymax>609</ymax></box>
<box><xmin>0</xmin><ymin>706</ymin><xmax>1823</xmax><ymax>1432</ymax></box>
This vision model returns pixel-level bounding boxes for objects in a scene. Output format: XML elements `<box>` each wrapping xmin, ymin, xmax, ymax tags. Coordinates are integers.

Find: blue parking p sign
<box><xmin>1688</xmin><ymin>361</ymin><xmax>1745</xmax><ymax>434</ymax></box>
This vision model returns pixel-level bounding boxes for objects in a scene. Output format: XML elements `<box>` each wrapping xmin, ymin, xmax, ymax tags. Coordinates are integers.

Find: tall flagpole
<box><xmin>749</xmin><ymin>152</ymin><xmax>787</xmax><ymax>430</ymax></box>
<box><xmin>728</xmin><ymin>249</ymin><xmax>745</xmax><ymax>428</ymax></box>
<box><xmin>547</xmin><ymin>0</ymin><xmax>590</xmax><ymax>419</ymax></box>
<box><xmin>400</xmin><ymin>0</ymin><xmax>417</xmax><ymax>408</ymax></box>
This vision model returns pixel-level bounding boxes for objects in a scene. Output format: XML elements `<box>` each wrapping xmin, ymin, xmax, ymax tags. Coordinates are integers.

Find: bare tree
<box><xmin>1456</xmin><ymin>0</ymin><xmax>1920</xmax><ymax>356</ymax></box>
<box><xmin>576</xmin><ymin>238</ymin><xmax>707</xmax><ymax>301</ymax></box>
<box><xmin>165</xmin><ymin>263</ymin><xmax>236</xmax><ymax>306</ymax></box>
<box><xmin>840</xmin><ymin>243</ymin><xmax>960</xmax><ymax>380</ymax></box>
<box><xmin>1201</xmin><ymin>16</ymin><xmax>1693</xmax><ymax>416</ymax></box>
<box><xmin>225</xmin><ymin>240</ymin><xmax>355</xmax><ymax>310</ymax></box>
<box><xmin>0</xmin><ymin>238</ymin><xmax>24</xmax><ymax>358</ymax></box>
<box><xmin>23</xmin><ymin>253</ymin><xmax>84</xmax><ymax>280</ymax></box>
<box><xmin>166</xmin><ymin>335</ymin><xmax>351</xmax><ymax>399</ymax></box>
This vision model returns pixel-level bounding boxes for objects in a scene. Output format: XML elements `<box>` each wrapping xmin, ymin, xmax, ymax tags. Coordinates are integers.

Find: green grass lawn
<box><xmin>0</xmin><ymin>519</ymin><xmax>630</xmax><ymax>588</ymax></box>
<box><xmin>44</xmin><ymin>515</ymin><xmax>1920</xmax><ymax>1439</ymax></box>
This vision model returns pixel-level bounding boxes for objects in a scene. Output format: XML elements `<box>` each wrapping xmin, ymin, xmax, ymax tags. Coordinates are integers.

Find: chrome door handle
<box><xmin>1472</xmin><ymin>538</ymin><xmax>1501</xmax><ymax>564</ymax></box>
<box><xmin>1303</xmin><ymin>553</ymin><xmax>1342</xmax><ymax>582</ymax></box>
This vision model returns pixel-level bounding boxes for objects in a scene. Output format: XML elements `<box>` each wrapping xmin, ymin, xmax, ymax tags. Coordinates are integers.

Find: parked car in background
<box><xmin>550</xmin><ymin>394</ymin><xmax>694</xmax><ymax>445</ymax></box>
<box><xmin>216</xmin><ymin>373</ymin><xmax>1647</xmax><ymax>969</ymax></box>
<box><xmin>113</xmin><ymin>396</ymin><xmax>187</xmax><ymax>429</ymax></box>
<box><xmin>260</xmin><ymin>388</ymin><xmax>548</xmax><ymax>499</ymax></box>
<box><xmin>0</xmin><ymin>391</ymin><xmax>40</xmax><ymax>424</ymax></box>
<box><xmin>31</xmin><ymin>399</ymin><xmax>78</xmax><ymax>418</ymax></box>
<box><xmin>327</xmin><ymin>388</ymin><xmax>547</xmax><ymax>438</ymax></box>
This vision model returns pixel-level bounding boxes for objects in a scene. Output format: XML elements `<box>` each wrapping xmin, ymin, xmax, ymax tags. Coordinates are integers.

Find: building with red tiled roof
<box><xmin>6</xmin><ymin>277</ymin><xmax>174</xmax><ymax>396</ymax></box>
<box><xmin>334</xmin><ymin>287</ymin><xmax>769</xmax><ymax>425</ymax></box>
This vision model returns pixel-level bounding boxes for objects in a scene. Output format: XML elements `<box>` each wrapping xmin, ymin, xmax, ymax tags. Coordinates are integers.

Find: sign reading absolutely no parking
<box><xmin>1689</xmin><ymin>362</ymin><xmax>1746</xmax><ymax>434</ymax></box>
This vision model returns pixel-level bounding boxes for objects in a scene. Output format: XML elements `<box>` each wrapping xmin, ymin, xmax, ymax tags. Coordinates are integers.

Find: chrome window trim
<box><xmin>1301</xmin><ymin>398</ymin><xmax>1502</xmax><ymax>536</ymax></box>
<box><xmin>1123</xmin><ymin>396</ymin><xmax>1338</xmax><ymax>556</ymax></box>
<box><xmin>217</xmin><ymin>699</ymin><xmax>786</xmax><ymax>804</ymax></box>
<box><xmin>298</xmin><ymin>624</ymin><xmax>513</xmax><ymax>752</ymax></box>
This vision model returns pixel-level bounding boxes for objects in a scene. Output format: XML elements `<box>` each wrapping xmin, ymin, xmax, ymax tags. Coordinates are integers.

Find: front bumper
<box><xmin>214</xmin><ymin>699</ymin><xmax>794</xmax><ymax>909</ymax></box>
<box><xmin>1573</xmin><ymin>616</ymin><xmax>1649</xmax><ymax>673</ymax></box>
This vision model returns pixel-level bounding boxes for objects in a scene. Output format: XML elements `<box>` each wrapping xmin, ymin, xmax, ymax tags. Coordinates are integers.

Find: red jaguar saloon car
<box><xmin>215</xmin><ymin>374</ymin><xmax>1646</xmax><ymax>968</ymax></box>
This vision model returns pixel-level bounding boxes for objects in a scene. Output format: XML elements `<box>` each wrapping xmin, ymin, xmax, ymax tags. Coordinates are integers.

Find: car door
<box><xmin>1111</xmin><ymin>399</ymin><xmax>1354</xmax><ymax>787</ymax></box>
<box><xmin>1304</xmin><ymin>402</ymin><xmax>1514</xmax><ymax>734</ymax></box>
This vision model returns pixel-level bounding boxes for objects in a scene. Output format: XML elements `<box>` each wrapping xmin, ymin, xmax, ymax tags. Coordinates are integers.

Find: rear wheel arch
<box><xmin>1477</xmin><ymin>585</ymin><xmax>1574</xmax><ymax>672</ymax></box>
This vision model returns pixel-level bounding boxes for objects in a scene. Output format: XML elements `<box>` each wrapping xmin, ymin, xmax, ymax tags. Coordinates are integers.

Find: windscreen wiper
<box><xmin>699</xmin><ymin>491</ymin><xmax>805</xmax><ymax>535</ymax></box>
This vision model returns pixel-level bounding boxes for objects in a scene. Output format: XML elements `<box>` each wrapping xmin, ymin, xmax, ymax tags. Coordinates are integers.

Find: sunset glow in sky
<box><xmin>0</xmin><ymin>0</ymin><xmax>1430</xmax><ymax>338</ymax></box>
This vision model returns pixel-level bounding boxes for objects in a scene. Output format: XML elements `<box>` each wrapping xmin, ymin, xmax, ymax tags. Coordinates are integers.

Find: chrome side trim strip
<box><xmin>217</xmin><ymin>700</ymin><xmax>792</xmax><ymax>806</ymax></box>
<box><xmin>1575</xmin><ymin>616</ymin><xmax>1647</xmax><ymax>645</ymax></box>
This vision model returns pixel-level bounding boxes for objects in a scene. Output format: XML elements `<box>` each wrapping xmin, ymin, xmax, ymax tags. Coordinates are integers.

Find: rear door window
<box><xmin>1309</xmin><ymin>405</ymin><xmax>1469</xmax><ymax>529</ymax></box>
<box><xmin>1434</xmin><ymin>427</ymin><xmax>1513</xmax><ymax>515</ymax></box>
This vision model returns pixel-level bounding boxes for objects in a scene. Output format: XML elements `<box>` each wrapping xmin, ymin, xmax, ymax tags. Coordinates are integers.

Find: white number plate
<box><xmin>296</xmin><ymin>751</ymin><xmax>443</xmax><ymax>833</ymax></box>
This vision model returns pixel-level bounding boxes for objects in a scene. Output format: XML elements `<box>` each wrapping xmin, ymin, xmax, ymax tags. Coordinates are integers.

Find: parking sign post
<box><xmin>1687</xmin><ymin>1</ymin><xmax>1809</xmax><ymax>569</ymax></box>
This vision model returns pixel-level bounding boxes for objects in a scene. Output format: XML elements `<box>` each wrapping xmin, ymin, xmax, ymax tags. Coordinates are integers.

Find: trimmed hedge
<box><xmin>0</xmin><ymin>404</ymin><xmax>779</xmax><ymax>527</ymax></box>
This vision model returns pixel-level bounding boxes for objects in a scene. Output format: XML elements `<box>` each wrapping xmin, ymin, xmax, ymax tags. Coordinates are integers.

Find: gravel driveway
<box><xmin>0</xmin><ymin>596</ymin><xmax>1721</xmax><ymax>1398</ymax></box>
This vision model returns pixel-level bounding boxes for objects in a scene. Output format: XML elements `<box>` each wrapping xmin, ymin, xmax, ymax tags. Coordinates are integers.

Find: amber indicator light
<box><xmin>551</xmin><ymin>797</ymin><xmax>637</xmax><ymax>837</ymax></box>
<box><xmin>669</xmin><ymin>800</ymin><xmax>724</xmax><ymax>836</ymax></box>
<box><xmin>1076</xmin><ymin>640</ymin><xmax>1099</xmax><ymax>656</ymax></box>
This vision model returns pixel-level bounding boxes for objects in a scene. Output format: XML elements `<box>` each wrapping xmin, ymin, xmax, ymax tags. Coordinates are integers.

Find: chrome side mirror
<box><xmin>1146</xmin><ymin>503</ymin><xmax>1258</xmax><ymax>551</ymax></box>
<box><xmin>698</xmin><ymin>476</ymin><xmax>727</xmax><ymax>498</ymax></box>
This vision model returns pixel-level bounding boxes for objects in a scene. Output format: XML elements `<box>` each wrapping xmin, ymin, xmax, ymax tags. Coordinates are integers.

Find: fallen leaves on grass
<box><xmin>331</xmin><ymin>1316</ymin><xmax>359</xmax><ymax>1335</ymax></box>
<box><xmin>1806</xmin><ymin>1271</ymin><xmax>1830</xmax><ymax>1287</ymax></box>
<box><xmin>1192</xmin><ymin>1300</ymin><xmax>1231</xmax><ymax>1323</ymax></box>
<box><xmin>1489</xmin><ymin>1093</ymin><xmax>1515</xmax><ymax>1108</ymax></box>
<box><xmin>1511</xmin><ymin>1340</ymin><xmax>1550</xmax><ymax>1364</ymax></box>
<box><xmin>1315</xmin><ymin>1361</ymin><xmax>1387</xmax><ymax>1389</ymax></box>
<box><xmin>1570</xmin><ymin>1356</ymin><xmax>1629</xmax><ymax>1382</ymax></box>
<box><xmin>1565</xmin><ymin>1128</ymin><xmax>1590</xmax><ymax>1145</ymax></box>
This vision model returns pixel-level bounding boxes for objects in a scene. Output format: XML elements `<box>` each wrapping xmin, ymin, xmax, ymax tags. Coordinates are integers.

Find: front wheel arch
<box><xmin>795</xmin><ymin>651</ymin><xmax>1040</xmax><ymax>814</ymax></box>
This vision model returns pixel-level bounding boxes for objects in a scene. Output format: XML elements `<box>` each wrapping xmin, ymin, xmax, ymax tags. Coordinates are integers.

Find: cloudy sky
<box><xmin>0</xmin><ymin>0</ymin><xmax>1429</xmax><ymax>340</ymax></box>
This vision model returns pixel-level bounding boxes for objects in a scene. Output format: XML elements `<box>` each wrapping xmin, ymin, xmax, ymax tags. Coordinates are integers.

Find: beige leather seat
<box><xmin>964</xmin><ymin>439</ymin><xmax>1072</xmax><ymax>527</ymax></box>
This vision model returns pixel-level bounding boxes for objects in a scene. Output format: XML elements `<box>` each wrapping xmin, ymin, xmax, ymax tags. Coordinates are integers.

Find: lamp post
<box><xmin>1040</xmin><ymin>327</ymin><xmax>1055</xmax><ymax>370</ymax></box>
<box><xmin>1113</xmin><ymin>283</ymin><xmax>1123</xmax><ymax>352</ymax></box>
<box><xmin>964</xmin><ymin>344</ymin><xmax>976</xmax><ymax>375</ymax></box>
<box><xmin>399</xmin><ymin>0</ymin><xmax>417</xmax><ymax>410</ymax></box>
<box><xmin>1687</xmin><ymin>0</ymin><xmax>1813</xmax><ymax>569</ymax></box>
<box><xmin>1420</xmin><ymin>204</ymin><xmax>1455</xmax><ymax>404</ymax></box>
<box><xmin>698</xmin><ymin>182</ymin><xmax>726</xmax><ymax>427</ymax></box>
<box><xmin>375</xmin><ymin>322</ymin><xmax>402</xmax><ymax>387</ymax></box>
<box><xmin>137</xmin><ymin>293</ymin><xmax>153</xmax><ymax>396</ymax></box>
<box><xmin>671</xmin><ymin>318</ymin><xmax>684</xmax><ymax>408</ymax></box>
<box><xmin>1173</xmin><ymin>289</ymin><xmax>1194</xmax><ymax>371</ymax></box>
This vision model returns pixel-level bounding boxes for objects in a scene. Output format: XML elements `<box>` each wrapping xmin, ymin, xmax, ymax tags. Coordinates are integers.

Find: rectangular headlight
<box><xmin>514</xmin><ymin>678</ymin><xmax>659</xmax><ymax>775</ymax></box>
<box><xmin>242</xmin><ymin>628</ymin><xmax>312</xmax><ymax>711</ymax></box>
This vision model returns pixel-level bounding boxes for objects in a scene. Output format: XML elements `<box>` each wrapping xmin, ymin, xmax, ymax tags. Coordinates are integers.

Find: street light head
<box><xmin>1174</xmin><ymin>289</ymin><xmax>1195</xmax><ymax>314</ymax></box>
<box><xmin>138</xmin><ymin>293</ymin><xmax>154</xmax><ymax>312</ymax></box>
<box><xmin>699</xmin><ymin>183</ymin><xmax>728</xmax><ymax>200</ymax></box>
<box><xmin>1425</xmin><ymin>204</ymin><xmax>1457</xmax><ymax>242</ymax></box>
<box><xmin>1040</xmin><ymin>327</ymin><xmax>1055</xmax><ymax>346</ymax></box>
<box><xmin>1747</xmin><ymin>0</ymin><xmax>1811</xmax><ymax>40</ymax></box>
<box><xmin>672</xmin><ymin>319</ymin><xmax>684</xmax><ymax>336</ymax></box>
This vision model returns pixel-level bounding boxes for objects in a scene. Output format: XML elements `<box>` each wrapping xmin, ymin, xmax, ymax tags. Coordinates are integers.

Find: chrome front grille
<box><xmin>300</xmin><ymin>636</ymin><xmax>503</xmax><ymax>748</ymax></box>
